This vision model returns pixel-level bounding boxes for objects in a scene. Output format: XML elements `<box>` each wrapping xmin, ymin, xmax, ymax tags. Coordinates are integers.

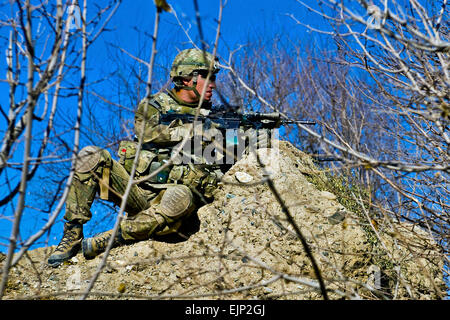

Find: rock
<box><xmin>1</xmin><ymin>141</ymin><xmax>445</xmax><ymax>300</ymax></box>
<box><xmin>70</xmin><ymin>257</ymin><xmax>79</xmax><ymax>264</ymax></box>
<box><xmin>117</xmin><ymin>283</ymin><xmax>126</xmax><ymax>293</ymax></box>
<box><xmin>320</xmin><ymin>191</ymin><xmax>337</xmax><ymax>200</ymax></box>
<box><xmin>327</xmin><ymin>210</ymin><xmax>347</xmax><ymax>225</ymax></box>
<box><xmin>235</xmin><ymin>171</ymin><xmax>253</xmax><ymax>183</ymax></box>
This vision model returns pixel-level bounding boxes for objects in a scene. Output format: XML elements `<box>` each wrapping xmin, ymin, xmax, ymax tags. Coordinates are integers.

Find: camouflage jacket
<box><xmin>118</xmin><ymin>89</ymin><xmax>221</xmax><ymax>199</ymax></box>
<box><xmin>134</xmin><ymin>89</ymin><xmax>213</xmax><ymax>147</ymax></box>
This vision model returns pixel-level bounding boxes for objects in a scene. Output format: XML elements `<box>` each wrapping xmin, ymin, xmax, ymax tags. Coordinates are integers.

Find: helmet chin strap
<box><xmin>181</xmin><ymin>71</ymin><xmax>202</xmax><ymax>100</ymax></box>
<box><xmin>178</xmin><ymin>71</ymin><xmax>211</xmax><ymax>101</ymax></box>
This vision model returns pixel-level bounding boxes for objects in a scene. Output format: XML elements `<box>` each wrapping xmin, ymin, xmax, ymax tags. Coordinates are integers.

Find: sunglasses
<box><xmin>196</xmin><ymin>70</ymin><xmax>217</xmax><ymax>81</ymax></box>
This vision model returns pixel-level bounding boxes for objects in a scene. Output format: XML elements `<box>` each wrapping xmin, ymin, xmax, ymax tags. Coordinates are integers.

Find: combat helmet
<box><xmin>170</xmin><ymin>49</ymin><xmax>220</xmax><ymax>99</ymax></box>
<box><xmin>170</xmin><ymin>48</ymin><xmax>220</xmax><ymax>80</ymax></box>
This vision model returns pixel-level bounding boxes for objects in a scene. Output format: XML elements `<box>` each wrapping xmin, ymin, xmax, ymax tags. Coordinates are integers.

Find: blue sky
<box><xmin>105</xmin><ymin>0</ymin><xmax>314</xmax><ymax>49</ymax></box>
<box><xmin>85</xmin><ymin>0</ymin><xmax>325</xmax><ymax>89</ymax></box>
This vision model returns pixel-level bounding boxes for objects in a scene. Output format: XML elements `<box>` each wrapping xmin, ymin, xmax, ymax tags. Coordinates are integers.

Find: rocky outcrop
<box><xmin>1</xmin><ymin>141</ymin><xmax>445</xmax><ymax>299</ymax></box>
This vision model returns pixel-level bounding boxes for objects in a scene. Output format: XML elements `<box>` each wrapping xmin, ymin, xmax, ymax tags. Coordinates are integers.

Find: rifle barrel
<box><xmin>284</xmin><ymin>120</ymin><xmax>316</xmax><ymax>125</ymax></box>
<box><xmin>246</xmin><ymin>112</ymin><xmax>316</xmax><ymax>125</ymax></box>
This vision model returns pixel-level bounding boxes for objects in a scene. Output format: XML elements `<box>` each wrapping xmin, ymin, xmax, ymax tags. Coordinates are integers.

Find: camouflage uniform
<box><xmin>118</xmin><ymin>87</ymin><xmax>221</xmax><ymax>240</ymax></box>
<box><xmin>48</xmin><ymin>49</ymin><xmax>222</xmax><ymax>266</ymax></box>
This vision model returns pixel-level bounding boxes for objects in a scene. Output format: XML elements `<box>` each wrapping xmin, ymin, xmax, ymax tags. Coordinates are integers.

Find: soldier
<box><xmin>48</xmin><ymin>48</ymin><xmax>224</xmax><ymax>266</ymax></box>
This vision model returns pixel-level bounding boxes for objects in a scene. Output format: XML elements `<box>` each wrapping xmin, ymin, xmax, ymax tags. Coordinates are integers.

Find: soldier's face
<box><xmin>189</xmin><ymin>71</ymin><xmax>217</xmax><ymax>102</ymax></box>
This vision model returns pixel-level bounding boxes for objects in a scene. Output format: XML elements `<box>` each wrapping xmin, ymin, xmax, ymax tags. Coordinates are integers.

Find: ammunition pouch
<box><xmin>168</xmin><ymin>163</ymin><xmax>218</xmax><ymax>200</ymax></box>
<box><xmin>118</xmin><ymin>140</ymin><xmax>138</xmax><ymax>173</ymax></box>
<box><xmin>147</xmin><ymin>160</ymin><xmax>171</xmax><ymax>183</ymax></box>
<box><xmin>117</xmin><ymin>140</ymin><xmax>171</xmax><ymax>184</ymax></box>
<box><xmin>201</xmin><ymin>170</ymin><xmax>219</xmax><ymax>199</ymax></box>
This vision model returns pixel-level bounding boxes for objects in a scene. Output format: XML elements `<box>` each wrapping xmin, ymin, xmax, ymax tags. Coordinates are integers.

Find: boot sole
<box><xmin>47</xmin><ymin>244</ymin><xmax>81</xmax><ymax>268</ymax></box>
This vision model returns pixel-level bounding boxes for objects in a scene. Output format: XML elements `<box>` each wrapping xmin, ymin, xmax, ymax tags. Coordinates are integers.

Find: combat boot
<box><xmin>82</xmin><ymin>228</ymin><xmax>125</xmax><ymax>259</ymax></box>
<box><xmin>48</xmin><ymin>222</ymin><xmax>83</xmax><ymax>267</ymax></box>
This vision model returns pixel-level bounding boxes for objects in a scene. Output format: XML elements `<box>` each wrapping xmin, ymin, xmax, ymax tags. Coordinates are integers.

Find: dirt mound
<box><xmin>1</xmin><ymin>141</ymin><xmax>445</xmax><ymax>299</ymax></box>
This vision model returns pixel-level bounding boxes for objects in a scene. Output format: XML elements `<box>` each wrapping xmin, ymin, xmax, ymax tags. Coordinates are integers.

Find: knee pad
<box><xmin>75</xmin><ymin>146</ymin><xmax>111</xmax><ymax>173</ymax></box>
<box><xmin>75</xmin><ymin>146</ymin><xmax>112</xmax><ymax>199</ymax></box>
<box><xmin>159</xmin><ymin>185</ymin><xmax>194</xmax><ymax>220</ymax></box>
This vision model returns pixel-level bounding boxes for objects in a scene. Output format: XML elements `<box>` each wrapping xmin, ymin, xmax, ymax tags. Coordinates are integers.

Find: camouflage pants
<box><xmin>64</xmin><ymin>146</ymin><xmax>195</xmax><ymax>241</ymax></box>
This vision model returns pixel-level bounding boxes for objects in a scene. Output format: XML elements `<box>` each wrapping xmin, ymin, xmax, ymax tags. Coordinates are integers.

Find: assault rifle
<box><xmin>159</xmin><ymin>106</ymin><xmax>316</xmax><ymax>130</ymax></box>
